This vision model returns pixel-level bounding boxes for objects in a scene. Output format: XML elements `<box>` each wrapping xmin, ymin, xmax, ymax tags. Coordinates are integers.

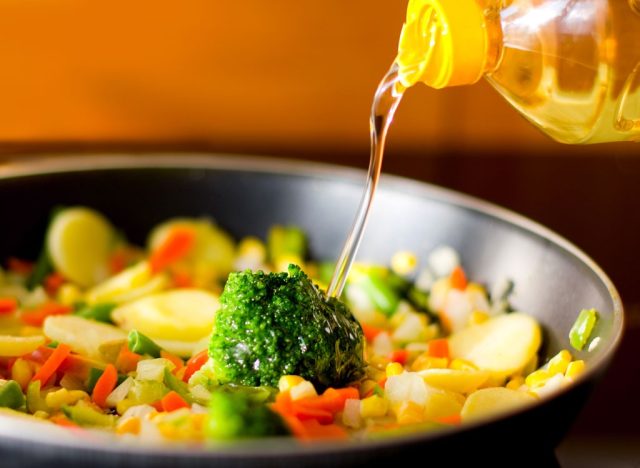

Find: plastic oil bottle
<box><xmin>395</xmin><ymin>0</ymin><xmax>640</xmax><ymax>144</ymax></box>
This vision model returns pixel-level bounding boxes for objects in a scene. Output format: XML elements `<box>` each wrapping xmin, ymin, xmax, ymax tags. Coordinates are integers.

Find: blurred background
<box><xmin>0</xmin><ymin>1</ymin><xmax>638</xmax><ymax>464</ymax></box>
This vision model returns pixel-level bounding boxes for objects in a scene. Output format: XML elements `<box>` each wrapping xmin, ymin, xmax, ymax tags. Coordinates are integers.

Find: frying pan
<box><xmin>0</xmin><ymin>154</ymin><xmax>623</xmax><ymax>467</ymax></box>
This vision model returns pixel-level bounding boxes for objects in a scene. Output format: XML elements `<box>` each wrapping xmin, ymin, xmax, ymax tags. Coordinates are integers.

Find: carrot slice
<box><xmin>44</xmin><ymin>272</ymin><xmax>66</xmax><ymax>295</ymax></box>
<box><xmin>91</xmin><ymin>364</ymin><xmax>118</xmax><ymax>408</ymax></box>
<box><xmin>449</xmin><ymin>266</ymin><xmax>467</xmax><ymax>290</ymax></box>
<box><xmin>390</xmin><ymin>349</ymin><xmax>409</xmax><ymax>365</ymax></box>
<box><xmin>182</xmin><ymin>349</ymin><xmax>208</xmax><ymax>382</ymax></box>
<box><xmin>435</xmin><ymin>413</ymin><xmax>462</xmax><ymax>425</ymax></box>
<box><xmin>149</xmin><ymin>227</ymin><xmax>196</xmax><ymax>273</ymax></box>
<box><xmin>21</xmin><ymin>302</ymin><xmax>72</xmax><ymax>327</ymax></box>
<box><xmin>115</xmin><ymin>345</ymin><xmax>142</xmax><ymax>374</ymax></box>
<box><xmin>361</xmin><ymin>323</ymin><xmax>385</xmax><ymax>342</ymax></box>
<box><xmin>161</xmin><ymin>390</ymin><xmax>189</xmax><ymax>412</ymax></box>
<box><xmin>0</xmin><ymin>297</ymin><xmax>18</xmax><ymax>314</ymax></box>
<box><xmin>427</xmin><ymin>338</ymin><xmax>450</xmax><ymax>359</ymax></box>
<box><xmin>299</xmin><ymin>419</ymin><xmax>348</xmax><ymax>440</ymax></box>
<box><xmin>160</xmin><ymin>350</ymin><xmax>184</xmax><ymax>373</ymax></box>
<box><xmin>31</xmin><ymin>343</ymin><xmax>71</xmax><ymax>384</ymax></box>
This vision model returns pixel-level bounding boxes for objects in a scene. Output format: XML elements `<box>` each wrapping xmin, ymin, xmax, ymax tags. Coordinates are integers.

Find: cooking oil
<box><xmin>396</xmin><ymin>0</ymin><xmax>640</xmax><ymax>144</ymax></box>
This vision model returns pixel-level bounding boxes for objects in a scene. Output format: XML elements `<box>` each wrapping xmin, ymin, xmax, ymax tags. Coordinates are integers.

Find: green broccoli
<box><xmin>206</xmin><ymin>389</ymin><xmax>289</xmax><ymax>440</ymax></box>
<box><xmin>208</xmin><ymin>264</ymin><xmax>365</xmax><ymax>389</ymax></box>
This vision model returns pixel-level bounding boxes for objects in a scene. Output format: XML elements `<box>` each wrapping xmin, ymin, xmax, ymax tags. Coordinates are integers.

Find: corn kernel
<box><xmin>360</xmin><ymin>395</ymin><xmax>389</xmax><ymax>419</ymax></box>
<box><xmin>449</xmin><ymin>358</ymin><xmax>477</xmax><ymax>372</ymax></box>
<box><xmin>19</xmin><ymin>326</ymin><xmax>43</xmax><ymax>337</ymax></box>
<box><xmin>117</xmin><ymin>398</ymin><xmax>137</xmax><ymax>416</ymax></box>
<box><xmin>547</xmin><ymin>350</ymin><xmax>572</xmax><ymax>375</ymax></box>
<box><xmin>411</xmin><ymin>354</ymin><xmax>448</xmax><ymax>371</ymax></box>
<box><xmin>385</xmin><ymin>362</ymin><xmax>404</xmax><ymax>377</ymax></box>
<box><xmin>391</xmin><ymin>251</ymin><xmax>418</xmax><ymax>276</ymax></box>
<box><xmin>395</xmin><ymin>401</ymin><xmax>424</xmax><ymax>425</ymax></box>
<box><xmin>57</xmin><ymin>283</ymin><xmax>83</xmax><ymax>306</ymax></box>
<box><xmin>469</xmin><ymin>310</ymin><xmax>489</xmax><ymax>326</ymax></box>
<box><xmin>290</xmin><ymin>380</ymin><xmax>317</xmax><ymax>401</ymax></box>
<box><xmin>11</xmin><ymin>358</ymin><xmax>33</xmax><ymax>389</ymax></box>
<box><xmin>506</xmin><ymin>376</ymin><xmax>525</xmax><ymax>390</ymax></box>
<box><xmin>525</xmin><ymin>369</ymin><xmax>552</xmax><ymax>389</ymax></box>
<box><xmin>278</xmin><ymin>375</ymin><xmax>305</xmax><ymax>393</ymax></box>
<box><xmin>157</xmin><ymin>423</ymin><xmax>180</xmax><ymax>440</ymax></box>
<box><xmin>237</xmin><ymin>237</ymin><xmax>267</xmax><ymax>261</ymax></box>
<box><xmin>45</xmin><ymin>388</ymin><xmax>88</xmax><ymax>410</ymax></box>
<box><xmin>33</xmin><ymin>411</ymin><xmax>49</xmax><ymax>419</ymax></box>
<box><xmin>116</xmin><ymin>417</ymin><xmax>141</xmax><ymax>435</ymax></box>
<box><xmin>565</xmin><ymin>360</ymin><xmax>586</xmax><ymax>380</ymax></box>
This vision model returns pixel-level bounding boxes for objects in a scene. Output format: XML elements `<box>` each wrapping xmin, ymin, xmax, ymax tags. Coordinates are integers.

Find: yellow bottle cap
<box><xmin>396</xmin><ymin>0</ymin><xmax>490</xmax><ymax>89</ymax></box>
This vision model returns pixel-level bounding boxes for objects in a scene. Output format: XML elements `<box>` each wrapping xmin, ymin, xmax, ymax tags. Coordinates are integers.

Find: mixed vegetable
<box><xmin>0</xmin><ymin>207</ymin><xmax>598</xmax><ymax>444</ymax></box>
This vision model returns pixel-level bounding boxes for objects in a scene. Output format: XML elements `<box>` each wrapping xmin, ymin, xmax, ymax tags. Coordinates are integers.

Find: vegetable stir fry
<box><xmin>0</xmin><ymin>207</ymin><xmax>596</xmax><ymax>444</ymax></box>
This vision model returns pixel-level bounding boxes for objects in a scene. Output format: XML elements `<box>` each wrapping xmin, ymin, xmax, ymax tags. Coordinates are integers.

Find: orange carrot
<box><xmin>170</xmin><ymin>268</ymin><xmax>193</xmax><ymax>288</ymax></box>
<box><xmin>435</xmin><ymin>413</ymin><xmax>462</xmax><ymax>425</ymax></box>
<box><xmin>92</xmin><ymin>364</ymin><xmax>118</xmax><ymax>408</ymax></box>
<box><xmin>161</xmin><ymin>390</ymin><xmax>190</xmax><ymax>412</ymax></box>
<box><xmin>160</xmin><ymin>350</ymin><xmax>184</xmax><ymax>373</ymax></box>
<box><xmin>427</xmin><ymin>338</ymin><xmax>450</xmax><ymax>359</ymax></box>
<box><xmin>389</xmin><ymin>349</ymin><xmax>409</xmax><ymax>365</ymax></box>
<box><xmin>298</xmin><ymin>419</ymin><xmax>348</xmax><ymax>441</ymax></box>
<box><xmin>449</xmin><ymin>266</ymin><xmax>467</xmax><ymax>290</ymax></box>
<box><xmin>149</xmin><ymin>227</ymin><xmax>196</xmax><ymax>273</ymax></box>
<box><xmin>0</xmin><ymin>297</ymin><xmax>18</xmax><ymax>314</ymax></box>
<box><xmin>50</xmin><ymin>414</ymin><xmax>79</xmax><ymax>428</ymax></box>
<box><xmin>182</xmin><ymin>349</ymin><xmax>208</xmax><ymax>382</ymax></box>
<box><xmin>21</xmin><ymin>302</ymin><xmax>72</xmax><ymax>327</ymax></box>
<box><xmin>115</xmin><ymin>345</ymin><xmax>142</xmax><ymax>374</ymax></box>
<box><xmin>44</xmin><ymin>272</ymin><xmax>66</xmax><ymax>295</ymax></box>
<box><xmin>7</xmin><ymin>258</ymin><xmax>34</xmax><ymax>276</ymax></box>
<box><xmin>361</xmin><ymin>323</ymin><xmax>385</xmax><ymax>342</ymax></box>
<box><xmin>31</xmin><ymin>343</ymin><xmax>71</xmax><ymax>384</ymax></box>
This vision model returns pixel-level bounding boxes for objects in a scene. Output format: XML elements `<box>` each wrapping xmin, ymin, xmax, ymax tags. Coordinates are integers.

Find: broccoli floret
<box><xmin>208</xmin><ymin>264</ymin><xmax>365</xmax><ymax>389</ymax></box>
<box><xmin>206</xmin><ymin>389</ymin><xmax>289</xmax><ymax>440</ymax></box>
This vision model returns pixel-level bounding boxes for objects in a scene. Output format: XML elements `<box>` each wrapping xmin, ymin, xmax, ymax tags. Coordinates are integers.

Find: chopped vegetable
<box><xmin>92</xmin><ymin>364</ymin><xmax>118</xmax><ymax>408</ymax></box>
<box><xmin>128</xmin><ymin>330</ymin><xmax>162</xmax><ymax>358</ymax></box>
<box><xmin>75</xmin><ymin>303</ymin><xmax>117</xmax><ymax>323</ymax></box>
<box><xmin>569</xmin><ymin>308</ymin><xmax>598</xmax><ymax>351</ymax></box>
<box><xmin>31</xmin><ymin>343</ymin><xmax>71</xmax><ymax>384</ymax></box>
<box><xmin>0</xmin><ymin>335</ymin><xmax>46</xmax><ymax>357</ymax></box>
<box><xmin>0</xmin><ymin>297</ymin><xmax>18</xmax><ymax>314</ymax></box>
<box><xmin>149</xmin><ymin>226</ymin><xmax>196</xmax><ymax>273</ymax></box>
<box><xmin>0</xmin><ymin>380</ymin><xmax>25</xmax><ymax>409</ymax></box>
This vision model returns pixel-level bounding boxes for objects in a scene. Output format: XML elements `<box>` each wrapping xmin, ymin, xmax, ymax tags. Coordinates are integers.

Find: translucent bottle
<box><xmin>395</xmin><ymin>0</ymin><xmax>640</xmax><ymax>143</ymax></box>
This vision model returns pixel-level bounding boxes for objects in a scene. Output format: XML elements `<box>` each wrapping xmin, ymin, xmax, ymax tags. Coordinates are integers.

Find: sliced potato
<box><xmin>448</xmin><ymin>312</ymin><xmax>541</xmax><ymax>378</ymax></box>
<box><xmin>111</xmin><ymin>289</ymin><xmax>219</xmax><ymax>343</ymax></box>
<box><xmin>43</xmin><ymin>315</ymin><xmax>126</xmax><ymax>360</ymax></box>
<box><xmin>85</xmin><ymin>261</ymin><xmax>168</xmax><ymax>305</ymax></box>
<box><xmin>0</xmin><ymin>335</ymin><xmax>46</xmax><ymax>357</ymax></box>
<box><xmin>461</xmin><ymin>387</ymin><xmax>537</xmax><ymax>421</ymax></box>
<box><xmin>423</xmin><ymin>389</ymin><xmax>465</xmax><ymax>421</ymax></box>
<box><xmin>418</xmin><ymin>368</ymin><xmax>489</xmax><ymax>394</ymax></box>
<box><xmin>154</xmin><ymin>336</ymin><xmax>210</xmax><ymax>358</ymax></box>
<box><xmin>46</xmin><ymin>207</ymin><xmax>116</xmax><ymax>287</ymax></box>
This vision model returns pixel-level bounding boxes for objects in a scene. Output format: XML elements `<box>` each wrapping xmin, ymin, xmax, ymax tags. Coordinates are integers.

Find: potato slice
<box><xmin>46</xmin><ymin>207</ymin><xmax>116</xmax><ymax>287</ymax></box>
<box><xmin>111</xmin><ymin>289</ymin><xmax>219</xmax><ymax>343</ymax></box>
<box><xmin>448</xmin><ymin>312</ymin><xmax>541</xmax><ymax>378</ymax></box>
<box><xmin>418</xmin><ymin>368</ymin><xmax>489</xmax><ymax>394</ymax></box>
<box><xmin>85</xmin><ymin>261</ymin><xmax>168</xmax><ymax>305</ymax></box>
<box><xmin>43</xmin><ymin>315</ymin><xmax>126</xmax><ymax>360</ymax></box>
<box><xmin>461</xmin><ymin>387</ymin><xmax>537</xmax><ymax>421</ymax></box>
<box><xmin>0</xmin><ymin>335</ymin><xmax>46</xmax><ymax>357</ymax></box>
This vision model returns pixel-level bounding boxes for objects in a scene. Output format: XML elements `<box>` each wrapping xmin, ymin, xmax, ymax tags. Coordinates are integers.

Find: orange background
<box><xmin>0</xmin><ymin>0</ymin><xmax>636</xmax><ymax>156</ymax></box>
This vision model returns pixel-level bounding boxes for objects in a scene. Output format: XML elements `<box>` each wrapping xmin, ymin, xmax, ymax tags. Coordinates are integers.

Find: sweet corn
<box><xmin>385</xmin><ymin>362</ymin><xmax>404</xmax><ymax>378</ymax></box>
<box><xmin>390</xmin><ymin>251</ymin><xmax>418</xmax><ymax>276</ymax></box>
<box><xmin>11</xmin><ymin>358</ymin><xmax>33</xmax><ymax>389</ymax></box>
<box><xmin>290</xmin><ymin>380</ymin><xmax>317</xmax><ymax>401</ymax></box>
<box><xmin>33</xmin><ymin>410</ymin><xmax>49</xmax><ymax>419</ymax></box>
<box><xmin>57</xmin><ymin>283</ymin><xmax>83</xmax><ymax>306</ymax></box>
<box><xmin>117</xmin><ymin>398</ymin><xmax>137</xmax><ymax>416</ymax></box>
<box><xmin>360</xmin><ymin>395</ymin><xmax>389</xmax><ymax>419</ymax></box>
<box><xmin>237</xmin><ymin>237</ymin><xmax>267</xmax><ymax>261</ymax></box>
<box><xmin>506</xmin><ymin>376</ymin><xmax>525</xmax><ymax>390</ymax></box>
<box><xmin>395</xmin><ymin>401</ymin><xmax>424</xmax><ymax>425</ymax></box>
<box><xmin>45</xmin><ymin>388</ymin><xmax>89</xmax><ymax>410</ymax></box>
<box><xmin>565</xmin><ymin>360</ymin><xmax>586</xmax><ymax>380</ymax></box>
<box><xmin>19</xmin><ymin>326</ymin><xmax>44</xmax><ymax>337</ymax></box>
<box><xmin>449</xmin><ymin>358</ymin><xmax>477</xmax><ymax>372</ymax></box>
<box><xmin>411</xmin><ymin>354</ymin><xmax>448</xmax><ymax>371</ymax></box>
<box><xmin>116</xmin><ymin>417</ymin><xmax>141</xmax><ymax>435</ymax></box>
<box><xmin>278</xmin><ymin>375</ymin><xmax>305</xmax><ymax>393</ymax></box>
<box><xmin>469</xmin><ymin>310</ymin><xmax>489</xmax><ymax>326</ymax></box>
<box><xmin>546</xmin><ymin>350</ymin><xmax>572</xmax><ymax>375</ymax></box>
<box><xmin>525</xmin><ymin>369</ymin><xmax>552</xmax><ymax>389</ymax></box>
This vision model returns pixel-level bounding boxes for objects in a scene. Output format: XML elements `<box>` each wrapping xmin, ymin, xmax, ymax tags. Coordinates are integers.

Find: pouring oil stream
<box><xmin>327</xmin><ymin>63</ymin><xmax>405</xmax><ymax>298</ymax></box>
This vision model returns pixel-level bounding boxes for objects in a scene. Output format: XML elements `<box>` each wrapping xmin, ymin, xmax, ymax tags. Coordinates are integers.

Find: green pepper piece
<box><xmin>163</xmin><ymin>368</ymin><xmax>193</xmax><ymax>404</ymax></box>
<box><xmin>360</xmin><ymin>270</ymin><xmax>400</xmax><ymax>316</ymax></box>
<box><xmin>75</xmin><ymin>303</ymin><xmax>117</xmax><ymax>323</ymax></box>
<box><xmin>26</xmin><ymin>380</ymin><xmax>49</xmax><ymax>413</ymax></box>
<box><xmin>62</xmin><ymin>401</ymin><xmax>115</xmax><ymax>428</ymax></box>
<box><xmin>0</xmin><ymin>380</ymin><xmax>25</xmax><ymax>409</ymax></box>
<box><xmin>128</xmin><ymin>330</ymin><xmax>162</xmax><ymax>358</ymax></box>
<box><xmin>569</xmin><ymin>308</ymin><xmax>598</xmax><ymax>351</ymax></box>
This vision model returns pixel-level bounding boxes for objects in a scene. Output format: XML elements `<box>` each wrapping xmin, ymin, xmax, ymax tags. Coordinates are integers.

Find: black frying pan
<box><xmin>0</xmin><ymin>154</ymin><xmax>624</xmax><ymax>467</ymax></box>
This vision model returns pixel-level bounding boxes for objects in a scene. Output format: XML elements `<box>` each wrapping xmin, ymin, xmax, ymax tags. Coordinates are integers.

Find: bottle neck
<box><xmin>395</xmin><ymin>0</ymin><xmax>503</xmax><ymax>90</ymax></box>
